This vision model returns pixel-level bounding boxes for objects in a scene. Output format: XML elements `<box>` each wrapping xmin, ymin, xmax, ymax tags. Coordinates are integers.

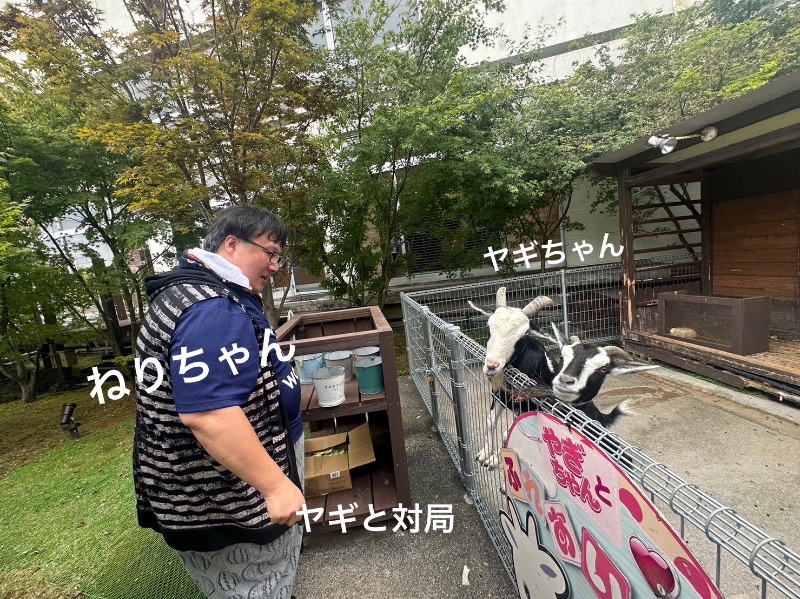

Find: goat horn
<box><xmin>496</xmin><ymin>287</ymin><xmax>507</xmax><ymax>308</ymax></box>
<box><xmin>550</xmin><ymin>322</ymin><xmax>567</xmax><ymax>348</ymax></box>
<box><xmin>569</xmin><ymin>335</ymin><xmax>581</xmax><ymax>344</ymax></box>
<box><xmin>521</xmin><ymin>296</ymin><xmax>554</xmax><ymax>318</ymax></box>
<box><xmin>603</xmin><ymin>346</ymin><xmax>632</xmax><ymax>361</ymax></box>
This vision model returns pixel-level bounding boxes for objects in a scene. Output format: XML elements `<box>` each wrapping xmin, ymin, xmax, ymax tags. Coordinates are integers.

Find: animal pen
<box><xmin>400</xmin><ymin>256</ymin><xmax>800</xmax><ymax>599</ymax></box>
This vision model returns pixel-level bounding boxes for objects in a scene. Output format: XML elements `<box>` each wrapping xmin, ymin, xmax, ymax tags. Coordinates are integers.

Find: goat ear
<box><xmin>602</xmin><ymin>346</ymin><xmax>659</xmax><ymax>375</ymax></box>
<box><xmin>528</xmin><ymin>324</ymin><xmax>558</xmax><ymax>345</ymax></box>
<box><xmin>606</xmin><ymin>360</ymin><xmax>660</xmax><ymax>376</ymax></box>
<box><xmin>467</xmin><ymin>300</ymin><xmax>494</xmax><ymax>317</ymax></box>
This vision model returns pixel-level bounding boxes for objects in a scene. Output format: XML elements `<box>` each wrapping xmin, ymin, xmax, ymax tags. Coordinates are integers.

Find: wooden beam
<box><xmin>624</xmin><ymin>123</ymin><xmax>800</xmax><ymax>188</ymax></box>
<box><xmin>635</xmin><ymin>260</ymin><xmax>701</xmax><ymax>273</ymax></box>
<box><xmin>637</xmin><ymin>273</ymin><xmax>704</xmax><ymax>284</ymax></box>
<box><xmin>625</xmin><ymin>341</ymin><xmax>749</xmax><ymax>389</ymax></box>
<box><xmin>632</xmin><ymin>200</ymin><xmax>701</xmax><ymax>211</ymax></box>
<box><xmin>635</xmin><ymin>242</ymin><xmax>703</xmax><ymax>254</ymax></box>
<box><xmin>651</xmin><ymin>186</ymin><xmax>701</xmax><ymax>262</ymax></box>
<box><xmin>633</xmin><ymin>228</ymin><xmax>701</xmax><ymax>240</ymax></box>
<box><xmin>633</xmin><ymin>215</ymin><xmax>698</xmax><ymax>225</ymax></box>
<box><xmin>627</xmin><ymin>331</ymin><xmax>800</xmax><ymax>387</ymax></box>
<box><xmin>633</xmin><ymin>173</ymin><xmax>707</xmax><ymax>187</ymax></box>
<box><xmin>668</xmin><ymin>183</ymin><xmax>702</xmax><ymax>221</ymax></box>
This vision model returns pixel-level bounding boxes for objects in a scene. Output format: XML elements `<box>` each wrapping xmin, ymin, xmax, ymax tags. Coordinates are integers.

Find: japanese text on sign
<box><xmin>88</xmin><ymin>327</ymin><xmax>296</xmax><ymax>404</ymax></box>
<box><xmin>542</xmin><ymin>426</ymin><xmax>611</xmax><ymax>514</ymax></box>
<box><xmin>296</xmin><ymin>502</ymin><xmax>454</xmax><ymax>534</ymax></box>
<box><xmin>484</xmin><ymin>233</ymin><xmax>623</xmax><ymax>271</ymax></box>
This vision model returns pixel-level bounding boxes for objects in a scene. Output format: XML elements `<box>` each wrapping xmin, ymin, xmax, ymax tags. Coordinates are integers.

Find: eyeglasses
<box><xmin>243</xmin><ymin>239</ymin><xmax>288</xmax><ymax>268</ymax></box>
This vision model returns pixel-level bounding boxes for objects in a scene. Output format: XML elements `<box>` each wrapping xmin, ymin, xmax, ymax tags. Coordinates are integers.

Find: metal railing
<box><xmin>400</xmin><ymin>257</ymin><xmax>800</xmax><ymax>599</ymax></box>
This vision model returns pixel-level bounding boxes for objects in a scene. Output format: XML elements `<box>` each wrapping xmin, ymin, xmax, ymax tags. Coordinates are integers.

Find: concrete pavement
<box><xmin>293</xmin><ymin>368</ymin><xmax>800</xmax><ymax>599</ymax></box>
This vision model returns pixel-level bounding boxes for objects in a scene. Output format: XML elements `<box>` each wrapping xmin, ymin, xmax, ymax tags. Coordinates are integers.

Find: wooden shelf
<box><xmin>280</xmin><ymin>306</ymin><xmax>412</xmax><ymax>533</ymax></box>
<box><xmin>303</xmin><ymin>466</ymin><xmax>399</xmax><ymax>533</ymax></box>
<box><xmin>300</xmin><ymin>378</ymin><xmax>388</xmax><ymax>422</ymax></box>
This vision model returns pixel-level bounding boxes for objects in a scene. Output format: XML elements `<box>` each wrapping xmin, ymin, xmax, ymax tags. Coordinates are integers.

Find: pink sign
<box><xmin>500</xmin><ymin>411</ymin><xmax>723</xmax><ymax>599</ymax></box>
<box><xmin>544</xmin><ymin>500</ymin><xmax>581</xmax><ymax>566</ymax></box>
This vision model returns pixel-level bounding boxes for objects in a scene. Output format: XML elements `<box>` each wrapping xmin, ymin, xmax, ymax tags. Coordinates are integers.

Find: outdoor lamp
<box><xmin>645</xmin><ymin>125</ymin><xmax>718</xmax><ymax>155</ymax></box>
<box><xmin>60</xmin><ymin>403</ymin><xmax>81</xmax><ymax>440</ymax></box>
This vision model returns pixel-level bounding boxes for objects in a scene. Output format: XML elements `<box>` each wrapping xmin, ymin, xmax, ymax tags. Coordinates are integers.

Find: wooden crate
<box><xmin>658</xmin><ymin>292</ymin><xmax>771</xmax><ymax>355</ymax></box>
<box><xmin>276</xmin><ymin>306</ymin><xmax>411</xmax><ymax>532</ymax></box>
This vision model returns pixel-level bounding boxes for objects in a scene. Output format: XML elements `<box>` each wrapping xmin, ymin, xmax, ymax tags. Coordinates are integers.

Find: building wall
<box><xmin>708</xmin><ymin>149</ymin><xmax>800</xmax><ymax>336</ymax></box>
<box><xmin>461</xmin><ymin>0</ymin><xmax>676</xmax><ymax>66</ymax></box>
<box><xmin>711</xmin><ymin>191</ymin><xmax>799</xmax><ymax>301</ymax></box>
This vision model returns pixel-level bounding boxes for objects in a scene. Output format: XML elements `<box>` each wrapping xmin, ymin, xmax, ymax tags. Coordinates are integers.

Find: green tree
<box><xmin>578</xmin><ymin>2</ymin><xmax>800</xmax><ymax>155</ymax></box>
<box><xmin>524</xmin><ymin>1</ymin><xmax>800</xmax><ymax>216</ymax></box>
<box><xmin>3</xmin><ymin>0</ymin><xmax>334</xmax><ymax>325</ymax></box>
<box><xmin>0</xmin><ymin>140</ymin><xmax>87</xmax><ymax>402</ymax></box>
<box><xmin>0</xmin><ymin>57</ymin><xmax>161</xmax><ymax>369</ymax></box>
<box><xmin>303</xmin><ymin>0</ymin><xmax>502</xmax><ymax>306</ymax></box>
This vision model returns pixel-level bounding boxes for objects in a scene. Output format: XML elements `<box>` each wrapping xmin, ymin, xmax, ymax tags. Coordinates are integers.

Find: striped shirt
<box><xmin>133</xmin><ymin>275</ymin><xmax>300</xmax><ymax>551</ymax></box>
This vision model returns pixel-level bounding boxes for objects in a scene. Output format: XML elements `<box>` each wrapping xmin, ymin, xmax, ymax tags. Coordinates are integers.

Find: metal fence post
<box><xmin>420</xmin><ymin>306</ymin><xmax>440</xmax><ymax>430</ymax></box>
<box><xmin>560</xmin><ymin>268</ymin><xmax>570</xmax><ymax>339</ymax></box>
<box><xmin>443</xmin><ymin>323</ymin><xmax>476</xmax><ymax>493</ymax></box>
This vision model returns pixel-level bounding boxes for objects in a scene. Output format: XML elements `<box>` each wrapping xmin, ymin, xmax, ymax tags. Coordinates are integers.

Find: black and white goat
<box><xmin>468</xmin><ymin>286</ymin><xmax>657</xmax><ymax>468</ymax></box>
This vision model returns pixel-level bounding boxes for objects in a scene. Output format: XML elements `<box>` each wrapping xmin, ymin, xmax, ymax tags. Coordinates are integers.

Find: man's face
<box><xmin>225</xmin><ymin>234</ymin><xmax>284</xmax><ymax>293</ymax></box>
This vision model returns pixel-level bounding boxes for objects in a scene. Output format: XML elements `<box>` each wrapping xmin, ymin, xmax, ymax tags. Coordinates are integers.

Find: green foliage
<box><xmin>576</xmin><ymin>1</ymin><xmax>800</xmax><ymax>213</ymax></box>
<box><xmin>77</xmin><ymin>0</ymin><xmax>333</xmax><ymax>228</ymax></box>
<box><xmin>0</xmin><ymin>57</ymin><xmax>159</xmax><ymax>366</ymax></box>
<box><xmin>2</xmin><ymin>0</ymin><xmax>797</xmax><ymax>317</ymax></box>
<box><xmin>3</xmin><ymin>0</ymin><xmax>337</xmax><ymax>323</ymax></box>
<box><xmin>305</xmin><ymin>0</ymin><xmax>507</xmax><ymax>305</ymax></box>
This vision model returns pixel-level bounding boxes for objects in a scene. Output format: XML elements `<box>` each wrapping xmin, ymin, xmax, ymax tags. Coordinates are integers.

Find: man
<box><xmin>133</xmin><ymin>205</ymin><xmax>305</xmax><ymax>599</ymax></box>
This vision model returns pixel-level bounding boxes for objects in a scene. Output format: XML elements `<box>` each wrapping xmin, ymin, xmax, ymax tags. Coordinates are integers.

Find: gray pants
<box><xmin>178</xmin><ymin>437</ymin><xmax>305</xmax><ymax>599</ymax></box>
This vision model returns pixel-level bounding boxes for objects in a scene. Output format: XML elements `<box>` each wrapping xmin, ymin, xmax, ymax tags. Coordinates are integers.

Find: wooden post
<box><xmin>700</xmin><ymin>178</ymin><xmax>712</xmax><ymax>295</ymax></box>
<box><xmin>376</xmin><ymin>309</ymin><xmax>412</xmax><ymax>508</ymax></box>
<box><xmin>618</xmin><ymin>171</ymin><xmax>637</xmax><ymax>337</ymax></box>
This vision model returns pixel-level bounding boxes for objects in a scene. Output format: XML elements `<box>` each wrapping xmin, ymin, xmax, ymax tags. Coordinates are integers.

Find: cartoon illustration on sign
<box><xmin>499</xmin><ymin>411</ymin><xmax>724</xmax><ymax>599</ymax></box>
<box><xmin>500</xmin><ymin>498</ymin><xmax>569</xmax><ymax>599</ymax></box>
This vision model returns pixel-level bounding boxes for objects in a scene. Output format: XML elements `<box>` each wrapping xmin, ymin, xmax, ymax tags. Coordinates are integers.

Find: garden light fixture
<box><xmin>645</xmin><ymin>125</ymin><xmax>719</xmax><ymax>154</ymax></box>
<box><xmin>60</xmin><ymin>402</ymin><xmax>81</xmax><ymax>440</ymax></box>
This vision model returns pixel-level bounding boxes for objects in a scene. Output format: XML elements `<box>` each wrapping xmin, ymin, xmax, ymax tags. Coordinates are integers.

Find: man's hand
<box><xmin>264</xmin><ymin>475</ymin><xmax>306</xmax><ymax>526</ymax></box>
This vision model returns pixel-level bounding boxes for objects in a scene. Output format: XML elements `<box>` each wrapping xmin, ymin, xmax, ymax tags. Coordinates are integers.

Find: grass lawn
<box><xmin>0</xmin><ymin>385</ymin><xmax>136</xmax><ymax>477</ymax></box>
<box><xmin>0</xmin><ymin>382</ymin><xmax>202</xmax><ymax>598</ymax></box>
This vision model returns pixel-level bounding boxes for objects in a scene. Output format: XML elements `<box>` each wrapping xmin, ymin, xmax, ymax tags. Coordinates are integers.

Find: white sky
<box><xmin>92</xmin><ymin>0</ymin><xmax>205</xmax><ymax>33</ymax></box>
<box><xmin>93</xmin><ymin>0</ymin><xmax>132</xmax><ymax>32</ymax></box>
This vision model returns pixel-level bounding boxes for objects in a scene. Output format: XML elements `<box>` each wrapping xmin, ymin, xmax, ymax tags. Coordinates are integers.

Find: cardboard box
<box><xmin>304</xmin><ymin>422</ymin><xmax>376</xmax><ymax>498</ymax></box>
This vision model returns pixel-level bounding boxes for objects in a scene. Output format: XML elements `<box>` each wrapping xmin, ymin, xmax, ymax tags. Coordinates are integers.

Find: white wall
<box><xmin>461</xmin><ymin>0</ymin><xmax>676</xmax><ymax>66</ymax></box>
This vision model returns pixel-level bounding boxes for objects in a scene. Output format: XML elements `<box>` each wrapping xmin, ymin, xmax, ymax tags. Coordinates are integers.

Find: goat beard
<box><xmin>490</xmin><ymin>371</ymin><xmax>505</xmax><ymax>391</ymax></box>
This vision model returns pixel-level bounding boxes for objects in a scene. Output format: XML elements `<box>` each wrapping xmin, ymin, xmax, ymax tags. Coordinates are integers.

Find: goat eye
<box><xmin>599</xmin><ymin>366</ymin><xmax>608</xmax><ymax>373</ymax></box>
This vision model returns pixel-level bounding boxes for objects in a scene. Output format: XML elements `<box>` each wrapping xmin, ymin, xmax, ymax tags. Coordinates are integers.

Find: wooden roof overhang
<box><xmin>590</xmin><ymin>69</ymin><xmax>800</xmax><ymax>399</ymax></box>
<box><xmin>591</xmin><ymin>69</ymin><xmax>800</xmax><ymax>187</ymax></box>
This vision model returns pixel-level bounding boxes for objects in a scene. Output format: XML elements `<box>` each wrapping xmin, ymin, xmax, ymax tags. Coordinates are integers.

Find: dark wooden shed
<box><xmin>591</xmin><ymin>69</ymin><xmax>800</xmax><ymax>400</ymax></box>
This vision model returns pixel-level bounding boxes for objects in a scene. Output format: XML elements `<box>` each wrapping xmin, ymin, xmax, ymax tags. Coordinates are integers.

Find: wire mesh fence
<box><xmin>401</xmin><ymin>258</ymin><xmax>800</xmax><ymax>599</ymax></box>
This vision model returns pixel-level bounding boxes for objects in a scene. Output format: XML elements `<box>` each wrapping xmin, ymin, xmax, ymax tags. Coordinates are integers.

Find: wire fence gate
<box><xmin>400</xmin><ymin>258</ymin><xmax>800</xmax><ymax>599</ymax></box>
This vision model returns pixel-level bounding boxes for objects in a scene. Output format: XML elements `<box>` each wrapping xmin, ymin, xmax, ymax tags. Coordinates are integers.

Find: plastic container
<box><xmin>295</xmin><ymin>353</ymin><xmax>325</xmax><ymax>384</ymax></box>
<box><xmin>353</xmin><ymin>346</ymin><xmax>380</xmax><ymax>362</ymax></box>
<box><xmin>354</xmin><ymin>356</ymin><xmax>384</xmax><ymax>395</ymax></box>
<box><xmin>324</xmin><ymin>350</ymin><xmax>353</xmax><ymax>381</ymax></box>
<box><xmin>311</xmin><ymin>366</ymin><xmax>346</xmax><ymax>407</ymax></box>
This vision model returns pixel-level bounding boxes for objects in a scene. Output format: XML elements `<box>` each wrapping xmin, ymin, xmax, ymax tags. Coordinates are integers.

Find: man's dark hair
<box><xmin>202</xmin><ymin>205</ymin><xmax>288</xmax><ymax>252</ymax></box>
